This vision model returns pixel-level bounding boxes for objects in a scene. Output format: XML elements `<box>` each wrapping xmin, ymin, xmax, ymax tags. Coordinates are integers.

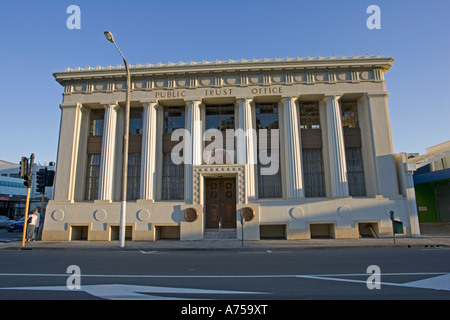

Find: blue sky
<box><xmin>0</xmin><ymin>0</ymin><xmax>449</xmax><ymax>164</ymax></box>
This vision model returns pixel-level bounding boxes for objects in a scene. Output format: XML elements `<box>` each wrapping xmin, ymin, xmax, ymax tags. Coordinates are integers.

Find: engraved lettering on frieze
<box><xmin>251</xmin><ymin>87</ymin><xmax>283</xmax><ymax>95</ymax></box>
<box><xmin>204</xmin><ymin>88</ymin><xmax>233</xmax><ymax>96</ymax></box>
<box><xmin>155</xmin><ymin>90</ymin><xmax>187</xmax><ymax>99</ymax></box>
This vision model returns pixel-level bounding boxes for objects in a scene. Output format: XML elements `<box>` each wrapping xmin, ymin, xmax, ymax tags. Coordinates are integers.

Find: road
<box><xmin>0</xmin><ymin>244</ymin><xmax>449</xmax><ymax>302</ymax></box>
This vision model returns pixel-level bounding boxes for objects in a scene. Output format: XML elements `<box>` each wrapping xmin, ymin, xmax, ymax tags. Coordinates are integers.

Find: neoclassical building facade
<box><xmin>43</xmin><ymin>55</ymin><xmax>419</xmax><ymax>241</ymax></box>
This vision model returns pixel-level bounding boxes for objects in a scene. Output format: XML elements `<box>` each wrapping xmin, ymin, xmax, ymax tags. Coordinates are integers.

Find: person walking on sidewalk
<box><xmin>26</xmin><ymin>208</ymin><xmax>39</xmax><ymax>243</ymax></box>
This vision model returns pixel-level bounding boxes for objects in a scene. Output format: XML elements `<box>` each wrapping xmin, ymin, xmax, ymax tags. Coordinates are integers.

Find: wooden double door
<box><xmin>205</xmin><ymin>178</ymin><xmax>236</xmax><ymax>229</ymax></box>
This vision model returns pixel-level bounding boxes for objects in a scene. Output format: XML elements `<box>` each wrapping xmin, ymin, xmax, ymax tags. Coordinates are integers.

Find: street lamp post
<box><xmin>104</xmin><ymin>31</ymin><xmax>130</xmax><ymax>248</ymax></box>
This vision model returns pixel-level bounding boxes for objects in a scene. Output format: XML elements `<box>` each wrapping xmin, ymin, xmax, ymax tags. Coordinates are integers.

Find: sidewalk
<box><xmin>2</xmin><ymin>235</ymin><xmax>450</xmax><ymax>251</ymax></box>
<box><xmin>3</xmin><ymin>222</ymin><xmax>449</xmax><ymax>251</ymax></box>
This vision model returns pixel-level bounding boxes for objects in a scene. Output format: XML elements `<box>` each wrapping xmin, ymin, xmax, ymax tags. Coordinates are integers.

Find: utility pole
<box><xmin>104</xmin><ymin>31</ymin><xmax>131</xmax><ymax>248</ymax></box>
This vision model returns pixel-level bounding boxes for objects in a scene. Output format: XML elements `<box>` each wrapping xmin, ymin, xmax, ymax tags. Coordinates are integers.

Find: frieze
<box><xmin>63</xmin><ymin>69</ymin><xmax>383</xmax><ymax>95</ymax></box>
<box><xmin>57</xmin><ymin>54</ymin><xmax>391</xmax><ymax>95</ymax></box>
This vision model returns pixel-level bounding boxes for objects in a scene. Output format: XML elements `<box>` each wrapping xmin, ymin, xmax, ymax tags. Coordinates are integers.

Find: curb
<box><xmin>1</xmin><ymin>237</ymin><xmax>449</xmax><ymax>252</ymax></box>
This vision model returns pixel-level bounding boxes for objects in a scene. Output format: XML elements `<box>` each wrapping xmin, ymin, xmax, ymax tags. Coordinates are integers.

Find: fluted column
<box><xmin>54</xmin><ymin>103</ymin><xmax>82</xmax><ymax>201</ymax></box>
<box><xmin>236</xmin><ymin>98</ymin><xmax>256</xmax><ymax>200</ymax></box>
<box><xmin>185</xmin><ymin>100</ymin><xmax>202</xmax><ymax>203</ymax></box>
<box><xmin>282</xmin><ymin>97</ymin><xmax>304</xmax><ymax>199</ymax></box>
<box><xmin>323</xmin><ymin>95</ymin><xmax>349</xmax><ymax>197</ymax></box>
<box><xmin>140</xmin><ymin>102</ymin><xmax>158</xmax><ymax>200</ymax></box>
<box><xmin>98</xmin><ymin>103</ymin><xmax>119</xmax><ymax>201</ymax></box>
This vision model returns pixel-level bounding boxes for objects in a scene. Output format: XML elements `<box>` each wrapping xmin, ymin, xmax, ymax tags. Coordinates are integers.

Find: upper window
<box><xmin>164</xmin><ymin>106</ymin><xmax>185</xmax><ymax>133</ymax></box>
<box><xmin>340</xmin><ymin>101</ymin><xmax>359</xmax><ymax>128</ymax></box>
<box><xmin>205</xmin><ymin>104</ymin><xmax>235</xmax><ymax>131</ymax></box>
<box><xmin>299</xmin><ymin>102</ymin><xmax>321</xmax><ymax>129</ymax></box>
<box><xmin>129</xmin><ymin>107</ymin><xmax>143</xmax><ymax>135</ymax></box>
<box><xmin>90</xmin><ymin>109</ymin><xmax>104</xmax><ymax>136</ymax></box>
<box><xmin>255</xmin><ymin>104</ymin><xmax>279</xmax><ymax>130</ymax></box>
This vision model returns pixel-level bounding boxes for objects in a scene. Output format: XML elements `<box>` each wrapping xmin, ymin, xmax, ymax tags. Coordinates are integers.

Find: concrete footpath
<box><xmin>2</xmin><ymin>235</ymin><xmax>450</xmax><ymax>251</ymax></box>
<box><xmin>2</xmin><ymin>223</ymin><xmax>449</xmax><ymax>251</ymax></box>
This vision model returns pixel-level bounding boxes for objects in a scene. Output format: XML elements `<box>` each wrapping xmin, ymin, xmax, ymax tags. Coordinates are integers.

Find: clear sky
<box><xmin>0</xmin><ymin>0</ymin><xmax>449</xmax><ymax>165</ymax></box>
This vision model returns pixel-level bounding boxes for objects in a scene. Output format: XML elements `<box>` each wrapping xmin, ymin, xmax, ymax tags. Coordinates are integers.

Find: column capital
<box><xmin>280</xmin><ymin>96</ymin><xmax>298</xmax><ymax>103</ymax></box>
<box><xmin>184</xmin><ymin>99</ymin><xmax>202</xmax><ymax>106</ymax></box>
<box><xmin>141</xmin><ymin>101</ymin><xmax>162</xmax><ymax>110</ymax></box>
<box><xmin>102</xmin><ymin>101</ymin><xmax>119</xmax><ymax>107</ymax></box>
<box><xmin>140</xmin><ymin>100</ymin><xmax>158</xmax><ymax>105</ymax></box>
<box><xmin>59</xmin><ymin>102</ymin><xmax>82</xmax><ymax>110</ymax></box>
<box><xmin>364</xmin><ymin>92</ymin><xmax>389</xmax><ymax>99</ymax></box>
<box><xmin>323</xmin><ymin>94</ymin><xmax>342</xmax><ymax>102</ymax></box>
<box><xmin>235</xmin><ymin>97</ymin><xmax>253</xmax><ymax>103</ymax></box>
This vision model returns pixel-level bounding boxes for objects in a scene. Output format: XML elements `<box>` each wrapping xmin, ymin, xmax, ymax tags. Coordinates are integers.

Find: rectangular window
<box><xmin>341</xmin><ymin>101</ymin><xmax>360</xmax><ymax>129</ymax></box>
<box><xmin>161</xmin><ymin>153</ymin><xmax>184</xmax><ymax>200</ymax></box>
<box><xmin>162</xmin><ymin>106</ymin><xmax>185</xmax><ymax>200</ymax></box>
<box><xmin>340</xmin><ymin>101</ymin><xmax>365</xmax><ymax>196</ymax></box>
<box><xmin>299</xmin><ymin>102</ymin><xmax>325</xmax><ymax>198</ymax></box>
<box><xmin>256</xmin><ymin>103</ymin><xmax>282</xmax><ymax>199</ymax></box>
<box><xmin>90</xmin><ymin>109</ymin><xmax>104</xmax><ymax>136</ymax></box>
<box><xmin>346</xmin><ymin>147</ymin><xmax>366</xmax><ymax>196</ymax></box>
<box><xmin>299</xmin><ymin>102</ymin><xmax>325</xmax><ymax>197</ymax></box>
<box><xmin>299</xmin><ymin>102</ymin><xmax>321</xmax><ymax>130</ymax></box>
<box><xmin>127</xmin><ymin>153</ymin><xmax>141</xmax><ymax>200</ymax></box>
<box><xmin>204</xmin><ymin>104</ymin><xmax>236</xmax><ymax>164</ymax></box>
<box><xmin>302</xmin><ymin>148</ymin><xmax>326</xmax><ymax>197</ymax></box>
<box><xmin>164</xmin><ymin>106</ymin><xmax>185</xmax><ymax>133</ymax></box>
<box><xmin>205</xmin><ymin>104</ymin><xmax>235</xmax><ymax>131</ymax></box>
<box><xmin>129</xmin><ymin>107</ymin><xmax>143</xmax><ymax>135</ymax></box>
<box><xmin>85</xmin><ymin>154</ymin><xmax>100</xmax><ymax>200</ymax></box>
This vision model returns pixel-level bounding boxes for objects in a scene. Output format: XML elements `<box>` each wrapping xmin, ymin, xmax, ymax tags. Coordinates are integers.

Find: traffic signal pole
<box><xmin>21</xmin><ymin>187</ymin><xmax>31</xmax><ymax>247</ymax></box>
<box><xmin>21</xmin><ymin>154</ymin><xmax>34</xmax><ymax>247</ymax></box>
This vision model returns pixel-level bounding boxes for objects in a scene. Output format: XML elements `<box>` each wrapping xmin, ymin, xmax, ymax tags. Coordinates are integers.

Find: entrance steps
<box><xmin>203</xmin><ymin>228</ymin><xmax>237</xmax><ymax>241</ymax></box>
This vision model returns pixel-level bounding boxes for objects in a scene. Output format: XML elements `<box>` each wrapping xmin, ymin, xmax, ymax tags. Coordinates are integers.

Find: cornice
<box><xmin>54</xmin><ymin>54</ymin><xmax>394</xmax><ymax>85</ymax></box>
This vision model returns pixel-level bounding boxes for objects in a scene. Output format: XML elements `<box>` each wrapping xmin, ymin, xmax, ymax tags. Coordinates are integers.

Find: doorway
<box><xmin>205</xmin><ymin>178</ymin><xmax>236</xmax><ymax>229</ymax></box>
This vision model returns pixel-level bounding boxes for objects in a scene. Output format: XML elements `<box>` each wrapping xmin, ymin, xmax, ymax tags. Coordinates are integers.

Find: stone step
<box><xmin>203</xmin><ymin>228</ymin><xmax>237</xmax><ymax>240</ymax></box>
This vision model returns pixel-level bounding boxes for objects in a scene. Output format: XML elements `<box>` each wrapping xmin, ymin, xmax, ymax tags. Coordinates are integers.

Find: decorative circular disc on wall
<box><xmin>184</xmin><ymin>208</ymin><xmax>199</xmax><ymax>222</ymax></box>
<box><xmin>337</xmin><ymin>205</ymin><xmax>352</xmax><ymax>219</ymax></box>
<box><xmin>137</xmin><ymin>209</ymin><xmax>151</xmax><ymax>222</ymax></box>
<box><xmin>93</xmin><ymin>209</ymin><xmax>107</xmax><ymax>221</ymax></box>
<box><xmin>241</xmin><ymin>207</ymin><xmax>255</xmax><ymax>222</ymax></box>
<box><xmin>290</xmin><ymin>207</ymin><xmax>305</xmax><ymax>220</ymax></box>
<box><xmin>51</xmin><ymin>209</ymin><xmax>65</xmax><ymax>221</ymax></box>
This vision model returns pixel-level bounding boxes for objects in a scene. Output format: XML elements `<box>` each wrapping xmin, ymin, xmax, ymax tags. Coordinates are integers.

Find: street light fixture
<box><xmin>104</xmin><ymin>31</ymin><xmax>131</xmax><ymax>248</ymax></box>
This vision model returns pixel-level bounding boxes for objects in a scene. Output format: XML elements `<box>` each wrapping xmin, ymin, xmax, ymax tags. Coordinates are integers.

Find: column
<box><xmin>364</xmin><ymin>92</ymin><xmax>399</xmax><ymax>197</ymax></box>
<box><xmin>281</xmin><ymin>97</ymin><xmax>304</xmax><ymax>199</ymax></box>
<box><xmin>140</xmin><ymin>102</ymin><xmax>158</xmax><ymax>200</ymax></box>
<box><xmin>98</xmin><ymin>103</ymin><xmax>119</xmax><ymax>201</ymax></box>
<box><xmin>53</xmin><ymin>103</ymin><xmax>82</xmax><ymax>201</ymax></box>
<box><xmin>236</xmin><ymin>98</ymin><xmax>256</xmax><ymax>200</ymax></box>
<box><xmin>323</xmin><ymin>95</ymin><xmax>349</xmax><ymax>197</ymax></box>
<box><xmin>185</xmin><ymin>100</ymin><xmax>202</xmax><ymax>203</ymax></box>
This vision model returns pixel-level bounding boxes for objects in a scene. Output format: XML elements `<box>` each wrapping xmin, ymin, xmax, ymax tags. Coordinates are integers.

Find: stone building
<box><xmin>43</xmin><ymin>54</ymin><xmax>419</xmax><ymax>241</ymax></box>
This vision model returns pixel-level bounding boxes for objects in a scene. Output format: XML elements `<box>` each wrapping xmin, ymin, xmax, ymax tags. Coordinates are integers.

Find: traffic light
<box><xmin>20</xmin><ymin>157</ymin><xmax>28</xmax><ymax>178</ymax></box>
<box><xmin>36</xmin><ymin>168</ymin><xmax>46</xmax><ymax>192</ymax></box>
<box><xmin>45</xmin><ymin>170</ymin><xmax>55</xmax><ymax>187</ymax></box>
<box><xmin>23</xmin><ymin>174</ymin><xmax>32</xmax><ymax>188</ymax></box>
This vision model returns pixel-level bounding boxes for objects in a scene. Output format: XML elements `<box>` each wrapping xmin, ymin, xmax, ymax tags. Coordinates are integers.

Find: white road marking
<box><xmin>403</xmin><ymin>273</ymin><xmax>450</xmax><ymax>291</ymax></box>
<box><xmin>139</xmin><ymin>250</ymin><xmax>157</xmax><ymax>254</ymax></box>
<box><xmin>296</xmin><ymin>273</ymin><xmax>450</xmax><ymax>291</ymax></box>
<box><xmin>1</xmin><ymin>284</ymin><xmax>267</xmax><ymax>300</ymax></box>
<box><xmin>1</xmin><ymin>272</ymin><xmax>449</xmax><ymax>292</ymax></box>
